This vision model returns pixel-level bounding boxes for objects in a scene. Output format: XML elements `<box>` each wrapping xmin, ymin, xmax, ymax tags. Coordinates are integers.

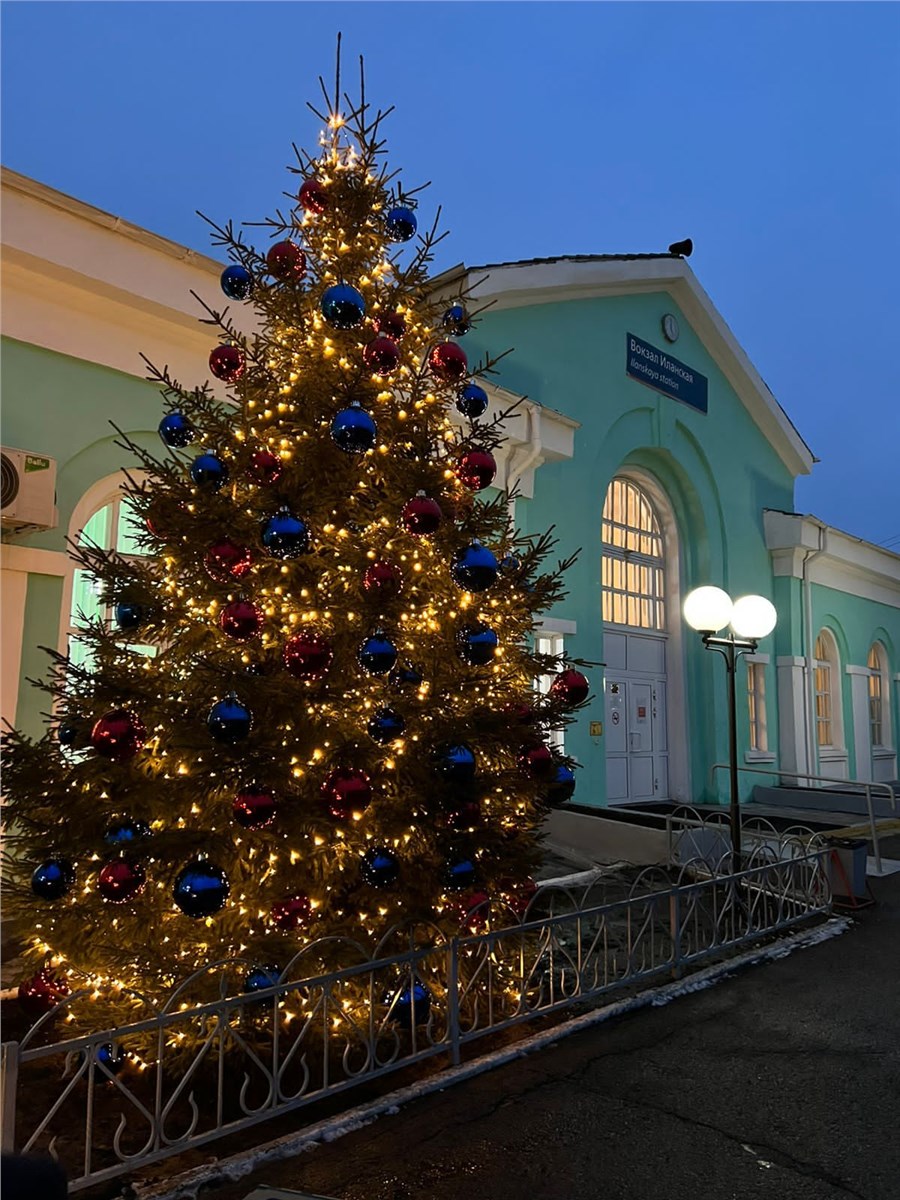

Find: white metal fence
<box><xmin>1</xmin><ymin>846</ymin><xmax>830</xmax><ymax>1193</ymax></box>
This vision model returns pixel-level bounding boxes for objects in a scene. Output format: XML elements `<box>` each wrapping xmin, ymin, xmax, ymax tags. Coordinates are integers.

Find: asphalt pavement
<box><xmin>204</xmin><ymin>845</ymin><xmax>900</xmax><ymax>1200</ymax></box>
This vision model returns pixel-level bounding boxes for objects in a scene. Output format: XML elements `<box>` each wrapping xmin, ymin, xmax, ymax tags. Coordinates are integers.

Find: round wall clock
<box><xmin>662</xmin><ymin>313</ymin><xmax>680</xmax><ymax>343</ymax></box>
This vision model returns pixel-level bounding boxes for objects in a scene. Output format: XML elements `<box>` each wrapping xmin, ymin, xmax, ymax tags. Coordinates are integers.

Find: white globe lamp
<box><xmin>730</xmin><ymin>594</ymin><xmax>777</xmax><ymax>640</ymax></box>
<box><xmin>683</xmin><ymin>586</ymin><xmax>733</xmax><ymax>634</ymax></box>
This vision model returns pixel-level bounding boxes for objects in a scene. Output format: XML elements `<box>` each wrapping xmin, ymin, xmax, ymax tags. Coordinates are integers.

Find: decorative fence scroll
<box><xmin>1</xmin><ymin>846</ymin><xmax>830</xmax><ymax>1192</ymax></box>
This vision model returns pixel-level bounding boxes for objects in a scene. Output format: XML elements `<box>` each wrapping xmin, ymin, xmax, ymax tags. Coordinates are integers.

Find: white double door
<box><xmin>604</xmin><ymin>630</ymin><xmax>669</xmax><ymax>804</ymax></box>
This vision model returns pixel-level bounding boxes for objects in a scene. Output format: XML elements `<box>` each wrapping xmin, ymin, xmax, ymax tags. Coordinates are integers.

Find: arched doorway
<box><xmin>601</xmin><ymin>474</ymin><xmax>687</xmax><ymax>804</ymax></box>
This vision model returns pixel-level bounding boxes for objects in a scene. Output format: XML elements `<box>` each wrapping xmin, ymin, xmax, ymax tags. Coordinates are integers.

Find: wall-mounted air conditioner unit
<box><xmin>1</xmin><ymin>447</ymin><xmax>58</xmax><ymax>532</ymax></box>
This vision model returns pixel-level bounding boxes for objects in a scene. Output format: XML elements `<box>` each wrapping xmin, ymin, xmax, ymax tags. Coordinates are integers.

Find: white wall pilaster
<box><xmin>846</xmin><ymin>664</ymin><xmax>872</xmax><ymax>783</ymax></box>
<box><xmin>776</xmin><ymin>655</ymin><xmax>810</xmax><ymax>783</ymax></box>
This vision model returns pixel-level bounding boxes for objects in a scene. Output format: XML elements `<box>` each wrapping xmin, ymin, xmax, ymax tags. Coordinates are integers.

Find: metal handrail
<box><xmin>709</xmin><ymin>761</ymin><xmax>896</xmax><ymax>874</ymax></box>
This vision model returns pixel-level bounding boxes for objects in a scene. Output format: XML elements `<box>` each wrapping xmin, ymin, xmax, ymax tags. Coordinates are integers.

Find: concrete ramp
<box><xmin>751</xmin><ymin>782</ymin><xmax>899</xmax><ymax>819</ymax></box>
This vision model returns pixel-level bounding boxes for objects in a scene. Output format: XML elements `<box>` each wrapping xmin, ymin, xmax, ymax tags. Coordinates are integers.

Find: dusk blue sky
<box><xmin>2</xmin><ymin>2</ymin><xmax>898</xmax><ymax>546</ymax></box>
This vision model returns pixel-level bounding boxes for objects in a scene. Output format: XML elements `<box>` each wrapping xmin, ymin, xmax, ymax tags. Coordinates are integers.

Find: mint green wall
<box><xmin>2</xmin><ymin>337</ymin><xmax>163</xmax><ymax>736</ymax></box>
<box><xmin>811</xmin><ymin>583</ymin><xmax>900</xmax><ymax>774</ymax></box>
<box><xmin>2</xmin><ymin>337</ymin><xmax>162</xmax><ymax>553</ymax></box>
<box><xmin>470</xmin><ymin>292</ymin><xmax>797</xmax><ymax>807</ymax></box>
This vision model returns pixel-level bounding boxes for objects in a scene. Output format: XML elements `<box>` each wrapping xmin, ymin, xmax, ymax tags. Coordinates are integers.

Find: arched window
<box><xmin>68</xmin><ymin>488</ymin><xmax>154</xmax><ymax>668</ymax></box>
<box><xmin>601</xmin><ymin>478</ymin><xmax>665</xmax><ymax>630</ymax></box>
<box><xmin>814</xmin><ymin>630</ymin><xmax>842</xmax><ymax>749</ymax></box>
<box><xmin>868</xmin><ymin>643</ymin><xmax>890</xmax><ymax>749</ymax></box>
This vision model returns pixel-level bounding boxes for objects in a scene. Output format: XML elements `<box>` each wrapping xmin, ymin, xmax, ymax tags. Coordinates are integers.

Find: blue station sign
<box><xmin>626</xmin><ymin>333</ymin><xmax>708</xmax><ymax>413</ymax></box>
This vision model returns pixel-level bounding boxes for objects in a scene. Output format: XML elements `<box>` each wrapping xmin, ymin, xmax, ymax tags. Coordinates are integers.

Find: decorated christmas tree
<box><xmin>2</xmin><ymin>48</ymin><xmax>588</xmax><ymax>1025</ymax></box>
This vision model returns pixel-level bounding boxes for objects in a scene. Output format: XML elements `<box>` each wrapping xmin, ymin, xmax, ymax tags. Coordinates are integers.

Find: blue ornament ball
<box><xmin>190</xmin><ymin>453</ymin><xmax>229</xmax><ymax>491</ymax></box>
<box><xmin>104</xmin><ymin>819</ymin><xmax>151</xmax><ymax>846</ymax></box>
<box><xmin>331</xmin><ymin>404</ymin><xmax>377</xmax><ymax>454</ymax></box>
<box><xmin>500</xmin><ymin>554</ymin><xmax>521</xmax><ymax>573</ymax></box>
<box><xmin>244</xmin><ymin>965</ymin><xmax>280</xmax><ymax>993</ymax></box>
<box><xmin>456</xmin><ymin>383</ymin><xmax>489</xmax><ymax>420</ymax></box>
<box><xmin>31</xmin><ymin>858</ymin><xmax>75</xmax><ymax>901</ymax></box>
<box><xmin>450</xmin><ymin>541</ymin><xmax>498</xmax><ymax>593</ymax></box>
<box><xmin>158</xmin><ymin>412</ymin><xmax>194</xmax><ymax>449</ymax></box>
<box><xmin>321</xmin><ymin>283</ymin><xmax>366</xmax><ymax>330</ymax></box>
<box><xmin>115</xmin><ymin>602</ymin><xmax>148</xmax><ymax>632</ymax></box>
<box><xmin>547</xmin><ymin>764</ymin><xmax>576</xmax><ymax>807</ymax></box>
<box><xmin>173</xmin><ymin>860</ymin><xmax>230</xmax><ymax>917</ymax></box>
<box><xmin>367</xmin><ymin>707</ymin><xmax>406</xmax><ymax>745</ymax></box>
<box><xmin>207</xmin><ymin>696</ymin><xmax>252</xmax><ymax>744</ymax></box>
<box><xmin>358</xmin><ymin>633</ymin><xmax>398</xmax><ymax>676</ymax></box>
<box><xmin>445</xmin><ymin>857</ymin><xmax>477</xmax><ymax>892</ymax></box>
<box><xmin>261</xmin><ymin>509</ymin><xmax>310</xmax><ymax>559</ymax></box>
<box><xmin>389</xmin><ymin>662</ymin><xmax>423</xmax><ymax>689</ymax></box>
<box><xmin>221</xmin><ymin>264</ymin><xmax>253</xmax><ymax>301</ymax></box>
<box><xmin>455</xmin><ymin>622</ymin><xmax>499</xmax><ymax>666</ymax></box>
<box><xmin>57</xmin><ymin>720</ymin><xmax>83</xmax><ymax>747</ymax></box>
<box><xmin>361</xmin><ymin>846</ymin><xmax>400</xmax><ymax>888</ymax></box>
<box><xmin>434</xmin><ymin>742</ymin><xmax>477</xmax><ymax>784</ymax></box>
<box><xmin>385</xmin><ymin>206</ymin><xmax>417</xmax><ymax>243</ymax></box>
<box><xmin>442</xmin><ymin>303</ymin><xmax>471</xmax><ymax>337</ymax></box>
<box><xmin>385</xmin><ymin>980</ymin><xmax>432</xmax><ymax>1028</ymax></box>
<box><xmin>95</xmin><ymin>1042</ymin><xmax>127</xmax><ymax>1075</ymax></box>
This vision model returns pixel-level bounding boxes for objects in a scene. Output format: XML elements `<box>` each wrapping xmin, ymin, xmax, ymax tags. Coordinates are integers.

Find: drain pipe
<box><xmin>506</xmin><ymin>401</ymin><xmax>543</xmax><ymax>520</ymax></box>
<box><xmin>802</xmin><ymin>521</ymin><xmax>827</xmax><ymax>784</ymax></box>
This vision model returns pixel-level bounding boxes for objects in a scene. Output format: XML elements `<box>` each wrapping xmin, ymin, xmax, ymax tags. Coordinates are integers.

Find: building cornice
<box><xmin>1</xmin><ymin>167</ymin><xmax>223</xmax><ymax>272</ymax></box>
<box><xmin>764</xmin><ymin>510</ymin><xmax>900</xmax><ymax>607</ymax></box>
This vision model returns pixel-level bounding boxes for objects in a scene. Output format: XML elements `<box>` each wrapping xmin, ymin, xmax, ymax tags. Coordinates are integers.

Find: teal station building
<box><xmin>2</xmin><ymin>170</ymin><xmax>899</xmax><ymax>847</ymax></box>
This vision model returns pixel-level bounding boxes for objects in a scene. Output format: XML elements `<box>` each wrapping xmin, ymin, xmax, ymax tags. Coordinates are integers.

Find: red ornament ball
<box><xmin>400</xmin><ymin>493</ymin><xmax>442</xmax><ymax>536</ymax></box>
<box><xmin>502</xmin><ymin>877</ymin><xmax>538</xmax><ymax>920</ymax></box>
<box><xmin>363</xmin><ymin>559</ymin><xmax>403</xmax><ymax>596</ymax></box>
<box><xmin>506</xmin><ymin>702</ymin><xmax>536</xmax><ymax>726</ymax></box>
<box><xmin>322</xmin><ymin>768</ymin><xmax>372</xmax><ymax>821</ymax></box>
<box><xmin>204</xmin><ymin>539</ymin><xmax>253</xmax><ymax>583</ymax></box>
<box><xmin>267</xmin><ymin>240</ymin><xmax>307</xmax><ymax>283</ymax></box>
<box><xmin>283</xmin><ymin>630</ymin><xmax>334</xmax><ymax>680</ymax></box>
<box><xmin>91</xmin><ymin>709</ymin><xmax>145</xmax><ymax>763</ymax></box>
<box><xmin>298</xmin><ymin>177</ymin><xmax>328</xmax><ymax>214</ymax></box>
<box><xmin>375</xmin><ymin>311</ymin><xmax>407</xmax><ymax>341</ymax></box>
<box><xmin>209</xmin><ymin>344</ymin><xmax>246</xmax><ymax>384</ymax></box>
<box><xmin>517</xmin><ymin>743</ymin><xmax>555</xmax><ymax>779</ymax></box>
<box><xmin>428</xmin><ymin>341</ymin><xmax>468</xmax><ymax>382</ymax></box>
<box><xmin>450</xmin><ymin>889</ymin><xmax>490</xmax><ymax>933</ymax></box>
<box><xmin>270</xmin><ymin>893</ymin><xmax>312</xmax><ymax>931</ymax></box>
<box><xmin>549</xmin><ymin>668</ymin><xmax>590</xmax><ymax>707</ymax></box>
<box><xmin>18</xmin><ymin>969</ymin><xmax>70</xmax><ymax>1017</ymax></box>
<box><xmin>362</xmin><ymin>335</ymin><xmax>401</xmax><ymax>376</ymax></box>
<box><xmin>446</xmin><ymin>798</ymin><xmax>482</xmax><ymax>832</ymax></box>
<box><xmin>233</xmin><ymin>789</ymin><xmax>278</xmax><ymax>830</ymax></box>
<box><xmin>455</xmin><ymin>449</ymin><xmax>497</xmax><ymax>491</ymax></box>
<box><xmin>219</xmin><ymin>599</ymin><xmax>261</xmax><ymax>641</ymax></box>
<box><xmin>98</xmin><ymin>859</ymin><xmax>146</xmax><ymax>904</ymax></box>
<box><xmin>248</xmin><ymin>449</ymin><xmax>283</xmax><ymax>485</ymax></box>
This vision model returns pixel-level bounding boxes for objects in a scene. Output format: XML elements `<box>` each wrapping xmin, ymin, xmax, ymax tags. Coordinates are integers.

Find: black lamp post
<box><xmin>684</xmin><ymin>588</ymin><xmax>777</xmax><ymax>873</ymax></box>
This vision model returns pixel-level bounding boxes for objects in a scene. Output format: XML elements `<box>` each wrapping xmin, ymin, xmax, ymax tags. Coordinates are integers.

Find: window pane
<box><xmin>116</xmin><ymin>496</ymin><xmax>148</xmax><ymax>556</ymax></box>
<box><xmin>80</xmin><ymin>506</ymin><xmax>109</xmax><ymax>549</ymax></box>
<box><xmin>71</xmin><ymin>568</ymin><xmax>104</xmax><ymax>625</ymax></box>
<box><xmin>68</xmin><ymin>635</ymin><xmax>96</xmax><ymax>672</ymax></box>
<box><xmin>602</xmin><ymin>478</ymin><xmax>665</xmax><ymax>630</ymax></box>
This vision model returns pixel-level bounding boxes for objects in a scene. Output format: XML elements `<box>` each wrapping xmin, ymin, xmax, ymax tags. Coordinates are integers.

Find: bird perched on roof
<box><xmin>668</xmin><ymin>238</ymin><xmax>693</xmax><ymax>257</ymax></box>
